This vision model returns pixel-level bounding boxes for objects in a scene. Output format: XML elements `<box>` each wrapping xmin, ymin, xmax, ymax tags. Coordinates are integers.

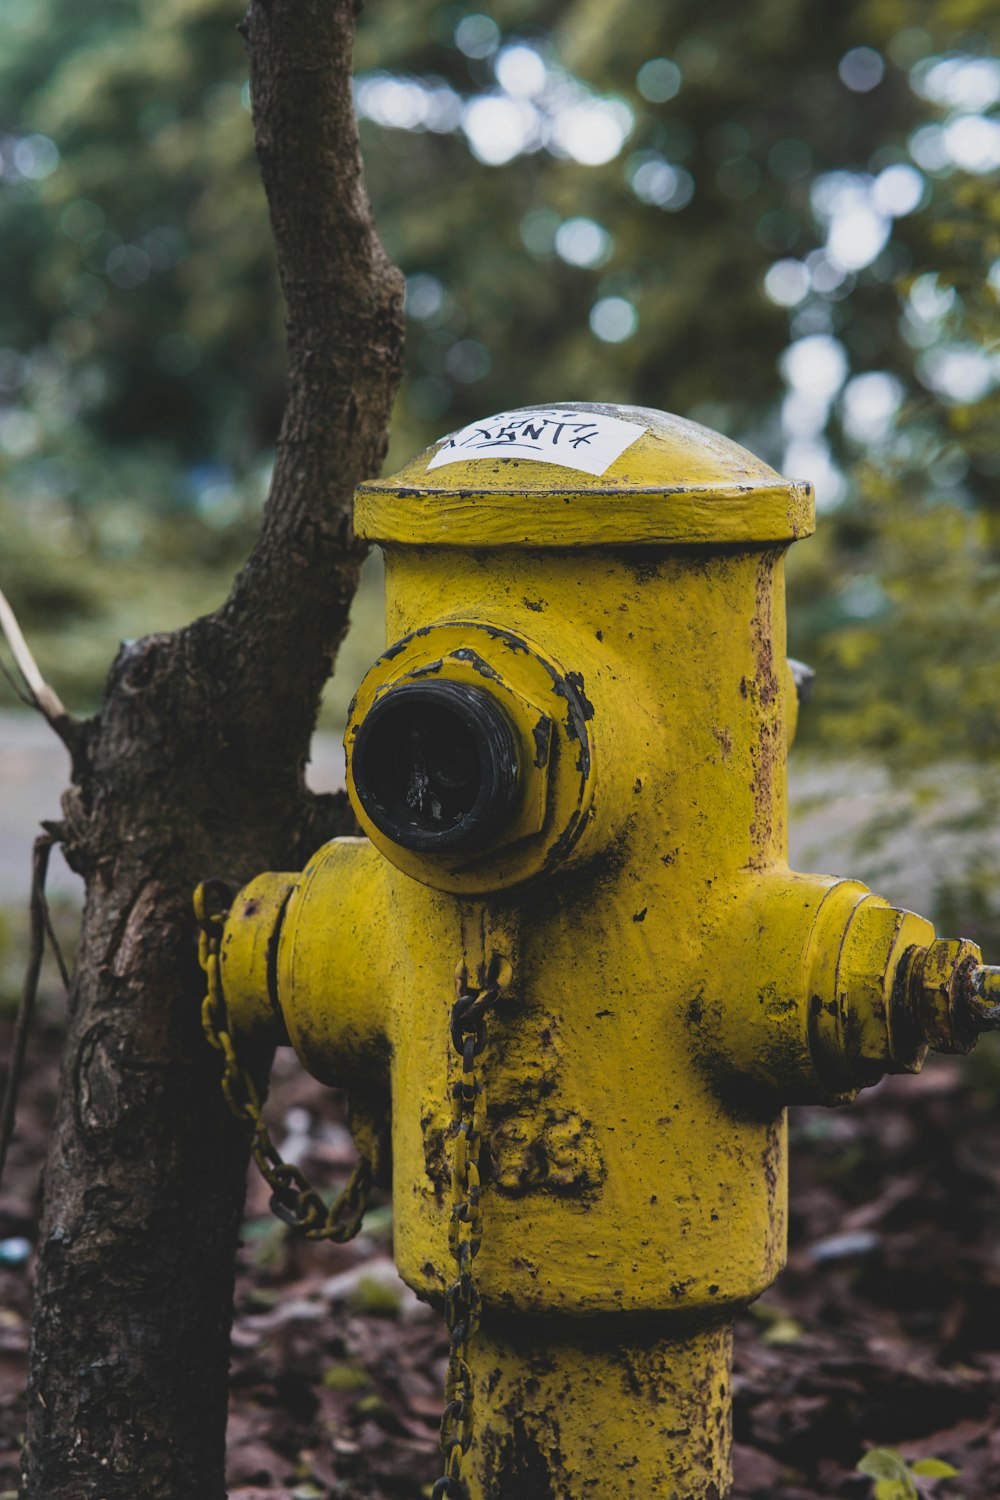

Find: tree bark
<box><xmin>20</xmin><ymin>3</ymin><xmax>404</xmax><ymax>1495</ymax></box>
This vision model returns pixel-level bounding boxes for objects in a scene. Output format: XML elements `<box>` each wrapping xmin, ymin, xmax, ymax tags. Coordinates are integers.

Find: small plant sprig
<box><xmin>857</xmin><ymin>1447</ymin><xmax>961</xmax><ymax>1499</ymax></box>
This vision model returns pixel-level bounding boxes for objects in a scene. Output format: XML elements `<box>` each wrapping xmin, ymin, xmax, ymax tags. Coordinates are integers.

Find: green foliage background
<box><xmin>1</xmin><ymin>0</ymin><xmax>999</xmax><ymax>925</ymax></box>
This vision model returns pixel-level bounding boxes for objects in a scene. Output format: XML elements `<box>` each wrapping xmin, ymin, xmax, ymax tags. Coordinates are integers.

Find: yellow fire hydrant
<box><xmin>203</xmin><ymin>403</ymin><xmax>1000</xmax><ymax>1499</ymax></box>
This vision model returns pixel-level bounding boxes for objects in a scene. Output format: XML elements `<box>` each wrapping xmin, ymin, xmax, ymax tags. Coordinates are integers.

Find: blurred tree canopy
<box><xmin>0</xmin><ymin>0</ymin><xmax>998</xmax><ymax>754</ymax></box>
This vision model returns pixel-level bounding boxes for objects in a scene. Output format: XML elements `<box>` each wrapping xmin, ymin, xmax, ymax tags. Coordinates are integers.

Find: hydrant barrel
<box><xmin>211</xmin><ymin>403</ymin><xmax>999</xmax><ymax>1500</ymax></box>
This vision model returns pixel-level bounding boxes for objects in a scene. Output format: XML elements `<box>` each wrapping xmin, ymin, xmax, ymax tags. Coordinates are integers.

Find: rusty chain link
<box><xmin>194</xmin><ymin>879</ymin><xmax>377</xmax><ymax>1242</ymax></box>
<box><xmin>432</xmin><ymin>955</ymin><xmax>509</xmax><ymax>1500</ymax></box>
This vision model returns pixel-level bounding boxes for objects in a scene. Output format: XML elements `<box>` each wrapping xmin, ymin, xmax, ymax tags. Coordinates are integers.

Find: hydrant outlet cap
<box><xmin>356</xmin><ymin>402</ymin><xmax>814</xmax><ymax>548</ymax></box>
<box><xmin>351</xmin><ymin>680</ymin><xmax>521</xmax><ymax>854</ymax></box>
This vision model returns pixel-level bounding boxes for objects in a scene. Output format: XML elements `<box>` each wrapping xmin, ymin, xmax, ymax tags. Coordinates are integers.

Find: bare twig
<box><xmin>0</xmin><ymin>834</ymin><xmax>64</xmax><ymax>1188</ymax></box>
<box><xmin>0</xmin><ymin>587</ymin><xmax>81</xmax><ymax>755</ymax></box>
<box><xmin>0</xmin><ymin>654</ymin><xmax>36</xmax><ymax>710</ymax></box>
<box><xmin>0</xmin><ymin>586</ymin><xmax>66</xmax><ymax>720</ymax></box>
<box><xmin>43</xmin><ymin>901</ymin><xmax>71</xmax><ymax>993</ymax></box>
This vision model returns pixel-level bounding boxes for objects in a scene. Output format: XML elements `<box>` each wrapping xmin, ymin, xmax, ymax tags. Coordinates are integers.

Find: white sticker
<box><xmin>425</xmin><ymin>407</ymin><xmax>647</xmax><ymax>477</ymax></box>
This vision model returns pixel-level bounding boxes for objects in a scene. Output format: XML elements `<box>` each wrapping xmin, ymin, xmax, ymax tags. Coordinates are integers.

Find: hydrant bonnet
<box><xmin>354</xmin><ymin>401</ymin><xmax>815</xmax><ymax>549</ymax></box>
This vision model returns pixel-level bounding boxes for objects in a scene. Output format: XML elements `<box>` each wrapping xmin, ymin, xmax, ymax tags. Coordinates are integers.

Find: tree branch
<box><xmin>22</xmin><ymin>9</ymin><xmax>402</xmax><ymax>1493</ymax></box>
<box><xmin>215</xmin><ymin>0</ymin><xmax>405</xmax><ymax>761</ymax></box>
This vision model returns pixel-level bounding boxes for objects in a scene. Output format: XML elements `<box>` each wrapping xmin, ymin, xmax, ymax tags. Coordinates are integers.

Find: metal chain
<box><xmin>194</xmin><ymin>879</ymin><xmax>377</xmax><ymax>1242</ymax></box>
<box><xmin>432</xmin><ymin>957</ymin><xmax>509</xmax><ymax>1500</ymax></box>
<box><xmin>196</xmin><ymin>877</ymin><xmax>508</xmax><ymax>1490</ymax></box>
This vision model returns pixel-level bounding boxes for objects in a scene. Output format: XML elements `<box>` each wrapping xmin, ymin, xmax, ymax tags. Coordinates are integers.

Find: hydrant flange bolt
<box><xmin>351</xmin><ymin>680</ymin><xmax>520</xmax><ymax>854</ymax></box>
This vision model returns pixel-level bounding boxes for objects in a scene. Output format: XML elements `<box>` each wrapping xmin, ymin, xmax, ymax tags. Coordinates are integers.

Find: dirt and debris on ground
<box><xmin>2</xmin><ymin>1020</ymin><xmax>1000</xmax><ymax>1499</ymax></box>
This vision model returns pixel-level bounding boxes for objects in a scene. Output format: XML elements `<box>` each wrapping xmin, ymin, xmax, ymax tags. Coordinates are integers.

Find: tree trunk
<box><xmin>20</xmin><ymin>3</ymin><xmax>404</xmax><ymax>1494</ymax></box>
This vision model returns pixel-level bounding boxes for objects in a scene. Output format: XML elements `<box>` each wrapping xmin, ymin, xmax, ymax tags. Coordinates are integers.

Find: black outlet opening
<box><xmin>351</xmin><ymin>681</ymin><xmax>520</xmax><ymax>853</ymax></box>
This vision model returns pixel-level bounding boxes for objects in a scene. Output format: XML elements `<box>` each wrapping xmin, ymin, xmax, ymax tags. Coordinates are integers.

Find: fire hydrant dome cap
<box><xmin>356</xmin><ymin>402</ymin><xmax>814</xmax><ymax>548</ymax></box>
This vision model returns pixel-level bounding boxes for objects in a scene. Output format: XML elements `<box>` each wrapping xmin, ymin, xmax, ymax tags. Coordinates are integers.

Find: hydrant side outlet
<box><xmin>218</xmin><ymin>872</ymin><xmax>296</xmax><ymax>1045</ymax></box>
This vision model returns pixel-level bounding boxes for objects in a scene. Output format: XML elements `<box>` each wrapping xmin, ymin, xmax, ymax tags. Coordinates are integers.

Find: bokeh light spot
<box><xmin>838</xmin><ymin>47</ymin><xmax>885</xmax><ymax>93</ymax></box>
<box><xmin>554</xmin><ymin>217</ymin><xmax>613</xmax><ymax>268</ymax></box>
<box><xmin>841</xmin><ymin>371</ymin><xmax>904</xmax><ymax>444</ymax></box>
<box><xmin>494</xmin><ymin>44</ymin><xmax>547</xmax><ymax>98</ymax></box>
<box><xmin>548</xmin><ymin>98</ymin><xmax>633</xmax><ymax>165</ymax></box>
<box><xmin>871</xmin><ymin>163</ymin><xmax>926</xmax><ymax>216</ymax></box>
<box><xmin>764</xmin><ymin>260</ymin><xmax>810</xmax><ymax>308</ymax></box>
<box><xmin>627</xmin><ymin>153</ymin><xmax>694</xmax><ymax>210</ymax></box>
<box><xmin>917</xmin><ymin>344</ymin><xmax>996</xmax><ymax>404</ymax></box>
<box><xmin>912</xmin><ymin>55</ymin><xmax>1000</xmax><ymax>112</ymax></box>
<box><xmin>781</xmin><ymin>333</ymin><xmax>849</xmax><ymax>399</ymax></box>
<box><xmin>942</xmin><ymin>114</ymin><xmax>1000</xmax><ymax>174</ymax></box>
<box><xmin>589</xmin><ymin>296</ymin><xmax>638</xmax><ymax>342</ymax></box>
<box><xmin>908</xmin><ymin>124</ymin><xmax>951</xmax><ymax>173</ymax></box>
<box><xmin>462</xmin><ymin>95</ymin><xmax>539</xmax><ymax>164</ymax></box>
<box><xmin>405</xmin><ymin>274</ymin><xmax>446</xmax><ymax>322</ymax></box>
<box><xmin>635</xmin><ymin>58</ymin><xmax>682</xmax><ymax>104</ymax></box>
<box><xmin>454</xmin><ymin>14</ymin><xmax>501</xmax><ymax>60</ymax></box>
<box><xmin>11</xmin><ymin>134</ymin><xmax>60</xmax><ymax>180</ymax></box>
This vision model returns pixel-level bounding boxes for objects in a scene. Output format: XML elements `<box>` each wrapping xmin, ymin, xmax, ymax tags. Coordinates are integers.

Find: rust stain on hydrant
<box><xmin>208</xmin><ymin>403</ymin><xmax>1000</xmax><ymax>1498</ymax></box>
